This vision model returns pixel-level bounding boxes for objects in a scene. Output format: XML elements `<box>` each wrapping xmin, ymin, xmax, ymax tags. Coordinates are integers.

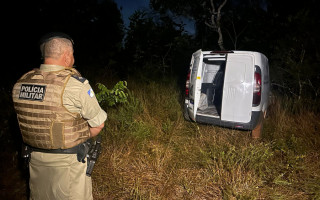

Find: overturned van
<box><xmin>184</xmin><ymin>50</ymin><xmax>270</xmax><ymax>137</ymax></box>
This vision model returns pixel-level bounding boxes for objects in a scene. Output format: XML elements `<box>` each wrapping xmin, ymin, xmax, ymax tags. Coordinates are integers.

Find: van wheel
<box><xmin>251</xmin><ymin>114</ymin><xmax>263</xmax><ymax>139</ymax></box>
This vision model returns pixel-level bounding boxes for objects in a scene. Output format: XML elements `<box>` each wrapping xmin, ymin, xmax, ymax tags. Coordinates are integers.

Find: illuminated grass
<box><xmin>93</xmin><ymin>78</ymin><xmax>320</xmax><ymax>200</ymax></box>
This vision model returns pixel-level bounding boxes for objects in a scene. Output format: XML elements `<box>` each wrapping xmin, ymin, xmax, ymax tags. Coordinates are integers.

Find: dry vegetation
<box><xmin>92</xmin><ymin>79</ymin><xmax>320</xmax><ymax>200</ymax></box>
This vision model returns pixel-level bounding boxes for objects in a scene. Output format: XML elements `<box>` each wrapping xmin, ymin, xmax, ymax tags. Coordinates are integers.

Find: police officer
<box><xmin>12</xmin><ymin>32</ymin><xmax>107</xmax><ymax>199</ymax></box>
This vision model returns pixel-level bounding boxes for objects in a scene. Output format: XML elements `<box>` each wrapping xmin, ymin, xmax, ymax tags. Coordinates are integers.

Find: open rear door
<box><xmin>187</xmin><ymin>50</ymin><xmax>203</xmax><ymax>121</ymax></box>
<box><xmin>221</xmin><ymin>54</ymin><xmax>254</xmax><ymax>123</ymax></box>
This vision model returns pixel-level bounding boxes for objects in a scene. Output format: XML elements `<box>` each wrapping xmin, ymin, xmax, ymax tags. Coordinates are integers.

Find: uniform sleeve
<box><xmin>63</xmin><ymin>76</ymin><xmax>107</xmax><ymax>127</ymax></box>
<box><xmin>78</xmin><ymin>83</ymin><xmax>107</xmax><ymax>127</ymax></box>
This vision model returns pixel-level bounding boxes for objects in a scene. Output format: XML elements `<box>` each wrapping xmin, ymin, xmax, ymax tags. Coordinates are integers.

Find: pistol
<box><xmin>86</xmin><ymin>135</ymin><xmax>102</xmax><ymax>176</ymax></box>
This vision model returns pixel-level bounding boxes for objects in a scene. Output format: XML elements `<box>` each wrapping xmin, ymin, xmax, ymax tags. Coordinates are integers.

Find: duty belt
<box><xmin>31</xmin><ymin>145</ymin><xmax>79</xmax><ymax>154</ymax></box>
<box><xmin>30</xmin><ymin>142</ymin><xmax>90</xmax><ymax>163</ymax></box>
<box><xmin>22</xmin><ymin>136</ymin><xmax>101</xmax><ymax>176</ymax></box>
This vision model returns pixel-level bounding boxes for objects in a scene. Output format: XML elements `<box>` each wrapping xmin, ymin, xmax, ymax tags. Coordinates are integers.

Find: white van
<box><xmin>183</xmin><ymin>50</ymin><xmax>270</xmax><ymax>137</ymax></box>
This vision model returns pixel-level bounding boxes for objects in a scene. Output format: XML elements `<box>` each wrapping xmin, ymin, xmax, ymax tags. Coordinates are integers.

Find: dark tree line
<box><xmin>121</xmin><ymin>10</ymin><xmax>196</xmax><ymax>81</ymax></box>
<box><xmin>6</xmin><ymin>0</ymin><xmax>320</xmax><ymax>102</ymax></box>
<box><xmin>147</xmin><ymin>0</ymin><xmax>320</xmax><ymax>102</ymax></box>
<box><xmin>7</xmin><ymin>0</ymin><xmax>123</xmax><ymax>85</ymax></box>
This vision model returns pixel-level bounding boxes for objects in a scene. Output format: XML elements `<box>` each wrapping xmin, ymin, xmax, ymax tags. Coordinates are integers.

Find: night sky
<box><xmin>115</xmin><ymin>0</ymin><xmax>149</xmax><ymax>27</ymax></box>
<box><xmin>115</xmin><ymin>0</ymin><xmax>195</xmax><ymax>34</ymax></box>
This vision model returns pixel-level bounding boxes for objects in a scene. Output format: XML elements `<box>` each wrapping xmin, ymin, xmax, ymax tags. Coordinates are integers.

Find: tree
<box><xmin>151</xmin><ymin>0</ymin><xmax>229</xmax><ymax>50</ymax></box>
<box><xmin>205</xmin><ymin>0</ymin><xmax>228</xmax><ymax>50</ymax></box>
<box><xmin>150</xmin><ymin>0</ymin><xmax>320</xmax><ymax>102</ymax></box>
<box><xmin>11</xmin><ymin>0</ymin><xmax>124</xmax><ymax>69</ymax></box>
<box><xmin>266</xmin><ymin>1</ymin><xmax>320</xmax><ymax>101</ymax></box>
<box><xmin>123</xmin><ymin>9</ymin><xmax>194</xmax><ymax>77</ymax></box>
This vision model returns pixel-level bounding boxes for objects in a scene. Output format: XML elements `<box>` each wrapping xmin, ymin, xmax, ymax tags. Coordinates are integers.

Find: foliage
<box><xmin>150</xmin><ymin>0</ymin><xmax>320</xmax><ymax>101</ymax></box>
<box><xmin>268</xmin><ymin>7</ymin><xmax>320</xmax><ymax>101</ymax></box>
<box><xmin>123</xmin><ymin>9</ymin><xmax>196</xmax><ymax>77</ymax></box>
<box><xmin>92</xmin><ymin>78</ymin><xmax>320</xmax><ymax>199</ymax></box>
<box><xmin>95</xmin><ymin>81</ymin><xmax>129</xmax><ymax>107</ymax></box>
<box><xmin>10</xmin><ymin>0</ymin><xmax>124</xmax><ymax>77</ymax></box>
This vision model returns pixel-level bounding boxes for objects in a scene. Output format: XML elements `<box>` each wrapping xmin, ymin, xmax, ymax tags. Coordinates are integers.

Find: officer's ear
<box><xmin>63</xmin><ymin>50</ymin><xmax>72</xmax><ymax>67</ymax></box>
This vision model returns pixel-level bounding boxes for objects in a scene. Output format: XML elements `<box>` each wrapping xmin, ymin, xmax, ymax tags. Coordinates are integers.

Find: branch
<box><xmin>217</xmin><ymin>0</ymin><xmax>227</xmax><ymax>25</ymax></box>
<box><xmin>205</xmin><ymin>21</ymin><xmax>216</xmax><ymax>29</ymax></box>
<box><xmin>226</xmin><ymin>19</ymin><xmax>247</xmax><ymax>50</ymax></box>
<box><xmin>210</xmin><ymin>0</ymin><xmax>216</xmax><ymax>14</ymax></box>
<box><xmin>271</xmin><ymin>82</ymin><xmax>299</xmax><ymax>97</ymax></box>
<box><xmin>205</xmin><ymin>0</ymin><xmax>228</xmax><ymax>50</ymax></box>
<box><xmin>206</xmin><ymin>0</ymin><xmax>228</xmax><ymax>29</ymax></box>
<box><xmin>218</xmin><ymin>0</ymin><xmax>228</xmax><ymax>13</ymax></box>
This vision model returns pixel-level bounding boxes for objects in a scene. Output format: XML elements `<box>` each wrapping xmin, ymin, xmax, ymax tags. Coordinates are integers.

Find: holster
<box><xmin>77</xmin><ymin>141</ymin><xmax>91</xmax><ymax>163</ymax></box>
<box><xmin>86</xmin><ymin>135</ymin><xmax>102</xmax><ymax>177</ymax></box>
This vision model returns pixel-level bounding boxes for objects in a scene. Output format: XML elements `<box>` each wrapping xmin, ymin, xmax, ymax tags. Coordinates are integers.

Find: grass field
<box><xmin>0</xmin><ymin>76</ymin><xmax>319</xmax><ymax>200</ymax></box>
<box><xmin>91</xmin><ymin>78</ymin><xmax>320</xmax><ymax>200</ymax></box>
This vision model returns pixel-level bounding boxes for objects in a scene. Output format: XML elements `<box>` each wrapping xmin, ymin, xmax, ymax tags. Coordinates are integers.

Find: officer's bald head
<box><xmin>40</xmin><ymin>38</ymin><xmax>73</xmax><ymax>60</ymax></box>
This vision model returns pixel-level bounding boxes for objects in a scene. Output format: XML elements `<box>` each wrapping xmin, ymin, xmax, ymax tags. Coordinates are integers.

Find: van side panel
<box><xmin>221</xmin><ymin>54</ymin><xmax>254</xmax><ymax>123</ymax></box>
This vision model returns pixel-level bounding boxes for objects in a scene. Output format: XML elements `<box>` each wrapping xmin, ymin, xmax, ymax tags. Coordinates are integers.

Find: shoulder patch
<box><xmin>87</xmin><ymin>88</ymin><xmax>95</xmax><ymax>98</ymax></box>
<box><xmin>71</xmin><ymin>75</ymin><xmax>87</xmax><ymax>83</ymax></box>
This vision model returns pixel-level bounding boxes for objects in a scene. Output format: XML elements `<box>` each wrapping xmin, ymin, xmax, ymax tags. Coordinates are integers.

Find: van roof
<box><xmin>201</xmin><ymin>50</ymin><xmax>268</xmax><ymax>65</ymax></box>
<box><xmin>202</xmin><ymin>50</ymin><xmax>267</xmax><ymax>59</ymax></box>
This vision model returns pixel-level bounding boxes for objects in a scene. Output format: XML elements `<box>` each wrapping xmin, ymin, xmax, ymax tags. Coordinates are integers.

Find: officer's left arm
<box><xmin>89</xmin><ymin>123</ymin><xmax>105</xmax><ymax>137</ymax></box>
<box><xmin>79</xmin><ymin>82</ymin><xmax>107</xmax><ymax>136</ymax></box>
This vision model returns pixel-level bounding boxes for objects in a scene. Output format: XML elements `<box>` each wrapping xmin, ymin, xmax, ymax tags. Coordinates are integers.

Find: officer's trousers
<box><xmin>29</xmin><ymin>152</ymin><xmax>93</xmax><ymax>200</ymax></box>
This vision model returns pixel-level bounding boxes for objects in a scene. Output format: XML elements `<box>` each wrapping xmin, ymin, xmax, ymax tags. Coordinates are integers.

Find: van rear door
<box><xmin>221</xmin><ymin>54</ymin><xmax>254</xmax><ymax>123</ymax></box>
<box><xmin>188</xmin><ymin>50</ymin><xmax>203</xmax><ymax>120</ymax></box>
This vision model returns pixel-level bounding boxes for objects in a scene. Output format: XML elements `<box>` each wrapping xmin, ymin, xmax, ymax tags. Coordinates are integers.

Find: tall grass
<box><xmin>93</xmin><ymin>78</ymin><xmax>320</xmax><ymax>200</ymax></box>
